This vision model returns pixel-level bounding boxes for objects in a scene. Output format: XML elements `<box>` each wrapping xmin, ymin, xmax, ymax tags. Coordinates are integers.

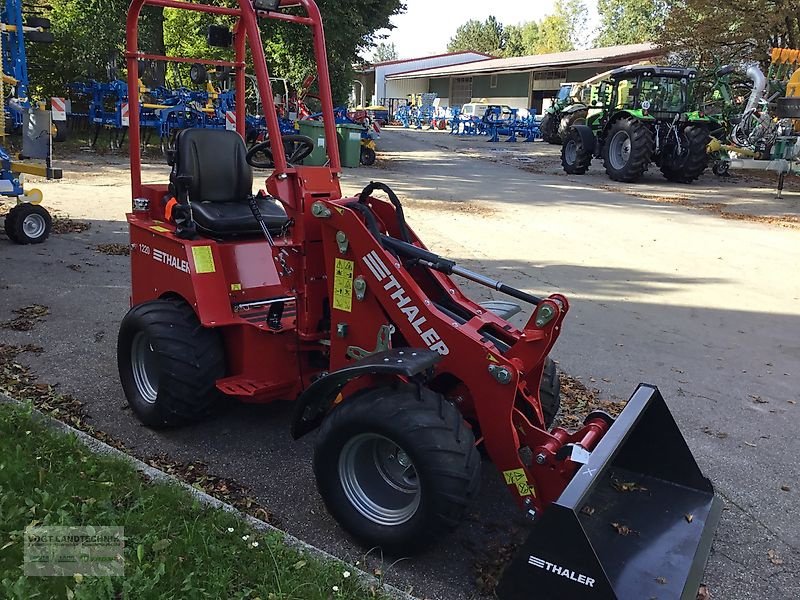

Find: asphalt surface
<box><xmin>1</xmin><ymin>130</ymin><xmax>799</xmax><ymax>599</ymax></box>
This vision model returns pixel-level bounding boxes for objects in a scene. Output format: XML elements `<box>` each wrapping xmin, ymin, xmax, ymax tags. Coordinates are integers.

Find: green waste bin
<box><xmin>297</xmin><ymin>120</ymin><xmax>328</xmax><ymax>166</ymax></box>
<box><xmin>336</xmin><ymin>123</ymin><xmax>364</xmax><ymax>168</ymax></box>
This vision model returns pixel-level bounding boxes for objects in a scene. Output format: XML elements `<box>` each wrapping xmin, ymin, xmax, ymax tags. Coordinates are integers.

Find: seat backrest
<box><xmin>173</xmin><ymin>129</ymin><xmax>252</xmax><ymax>203</ymax></box>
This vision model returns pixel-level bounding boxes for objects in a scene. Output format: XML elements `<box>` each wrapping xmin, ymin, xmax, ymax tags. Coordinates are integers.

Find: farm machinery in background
<box><xmin>561</xmin><ymin>65</ymin><xmax>714</xmax><ymax>183</ymax></box>
<box><xmin>1</xmin><ymin>0</ymin><xmax>63</xmax><ymax>245</ymax></box>
<box><xmin>704</xmin><ymin>49</ymin><xmax>800</xmax><ymax>198</ymax></box>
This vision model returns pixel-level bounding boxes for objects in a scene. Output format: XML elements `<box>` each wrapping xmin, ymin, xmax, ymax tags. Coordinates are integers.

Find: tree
<box><xmin>657</xmin><ymin>0</ymin><xmax>800</xmax><ymax>68</ymax></box>
<box><xmin>534</xmin><ymin>0</ymin><xmax>587</xmax><ymax>53</ymax></box>
<box><xmin>504</xmin><ymin>21</ymin><xmax>540</xmax><ymax>57</ymax></box>
<box><xmin>594</xmin><ymin>0</ymin><xmax>668</xmax><ymax>47</ymax></box>
<box><xmin>447</xmin><ymin>16</ymin><xmax>504</xmax><ymax>55</ymax></box>
<box><xmin>373</xmin><ymin>42</ymin><xmax>398</xmax><ymax>62</ymax></box>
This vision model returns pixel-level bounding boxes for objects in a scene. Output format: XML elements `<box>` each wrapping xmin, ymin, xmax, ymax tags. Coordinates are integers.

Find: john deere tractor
<box><xmin>561</xmin><ymin>66</ymin><xmax>713</xmax><ymax>183</ymax></box>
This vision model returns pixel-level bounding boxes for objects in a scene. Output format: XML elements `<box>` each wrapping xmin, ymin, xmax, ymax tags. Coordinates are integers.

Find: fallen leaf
<box><xmin>781</xmin><ymin>485</ymin><xmax>790</xmax><ymax>492</ymax></box>
<box><xmin>768</xmin><ymin>549</ymin><xmax>784</xmax><ymax>566</ymax></box>
<box><xmin>580</xmin><ymin>505</ymin><xmax>596</xmax><ymax>516</ymax></box>
<box><xmin>293</xmin><ymin>560</ymin><xmax>306</xmax><ymax>570</ymax></box>
<box><xmin>685</xmin><ymin>514</ymin><xmax>694</xmax><ymax>523</ymax></box>
<box><xmin>749</xmin><ymin>394</ymin><xmax>768</xmax><ymax>404</ymax></box>
<box><xmin>611</xmin><ymin>522</ymin><xmax>638</xmax><ymax>536</ymax></box>
<box><xmin>744</xmin><ymin>441</ymin><xmax>756</xmax><ymax>448</ymax></box>
<box><xmin>696</xmin><ymin>584</ymin><xmax>710</xmax><ymax>600</ymax></box>
<box><xmin>611</xmin><ymin>478</ymin><xmax>648</xmax><ymax>493</ymax></box>
<box><xmin>788</xmin><ymin>400</ymin><xmax>796</xmax><ymax>405</ymax></box>
<box><xmin>655</xmin><ymin>576</ymin><xmax>667</xmax><ymax>584</ymax></box>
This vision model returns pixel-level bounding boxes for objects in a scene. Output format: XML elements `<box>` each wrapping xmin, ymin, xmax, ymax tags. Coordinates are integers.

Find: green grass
<box><xmin>0</xmin><ymin>402</ymin><xmax>384</xmax><ymax>600</ymax></box>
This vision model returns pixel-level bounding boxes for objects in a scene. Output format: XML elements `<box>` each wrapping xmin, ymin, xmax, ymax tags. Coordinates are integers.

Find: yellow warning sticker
<box><xmin>332</xmin><ymin>258</ymin><xmax>354</xmax><ymax>312</ymax></box>
<box><xmin>487</xmin><ymin>353</ymin><xmax>499</xmax><ymax>363</ymax></box>
<box><xmin>503</xmin><ymin>468</ymin><xmax>535</xmax><ymax>497</ymax></box>
<box><xmin>191</xmin><ymin>246</ymin><xmax>216</xmax><ymax>274</ymax></box>
<box><xmin>150</xmin><ymin>225</ymin><xmax>171</xmax><ymax>233</ymax></box>
<box><xmin>230</xmin><ymin>283</ymin><xmax>242</xmax><ymax>292</ymax></box>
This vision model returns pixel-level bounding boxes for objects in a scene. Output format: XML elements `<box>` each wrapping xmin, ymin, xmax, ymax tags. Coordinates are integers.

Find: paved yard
<box><xmin>1</xmin><ymin>129</ymin><xmax>798</xmax><ymax>599</ymax></box>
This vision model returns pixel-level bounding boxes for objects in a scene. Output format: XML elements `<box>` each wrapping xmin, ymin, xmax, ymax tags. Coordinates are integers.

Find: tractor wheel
<box><xmin>601</xmin><ymin>117</ymin><xmax>654</xmax><ymax>182</ymax></box>
<box><xmin>53</xmin><ymin>120</ymin><xmax>68</xmax><ymax>143</ymax></box>
<box><xmin>712</xmin><ymin>160</ymin><xmax>730</xmax><ymax>177</ymax></box>
<box><xmin>360</xmin><ymin>146</ymin><xmax>376</xmax><ymax>166</ymax></box>
<box><xmin>4</xmin><ymin>203</ymin><xmax>52</xmax><ymax>244</ymax></box>
<box><xmin>313</xmin><ymin>384</ymin><xmax>480</xmax><ymax>554</ymax></box>
<box><xmin>540</xmin><ymin>113</ymin><xmax>560</xmax><ymax>144</ymax></box>
<box><xmin>117</xmin><ymin>298</ymin><xmax>225</xmax><ymax>428</ymax></box>
<box><xmin>561</xmin><ymin>127</ymin><xmax>593</xmax><ymax>175</ymax></box>
<box><xmin>660</xmin><ymin>126</ymin><xmax>710</xmax><ymax>183</ymax></box>
<box><xmin>558</xmin><ymin>110</ymin><xmax>587</xmax><ymax>141</ymax></box>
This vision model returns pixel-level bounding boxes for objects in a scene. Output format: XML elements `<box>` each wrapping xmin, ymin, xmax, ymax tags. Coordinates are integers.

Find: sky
<box><xmin>373</xmin><ymin>0</ymin><xmax>601</xmax><ymax>61</ymax></box>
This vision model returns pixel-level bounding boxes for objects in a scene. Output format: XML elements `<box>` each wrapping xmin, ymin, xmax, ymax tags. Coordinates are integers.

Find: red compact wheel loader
<box><xmin>120</xmin><ymin>1</ymin><xmax>721</xmax><ymax>598</ymax></box>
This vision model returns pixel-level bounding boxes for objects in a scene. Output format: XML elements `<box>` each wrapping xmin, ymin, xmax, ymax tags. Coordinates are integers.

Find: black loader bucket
<box><xmin>496</xmin><ymin>384</ymin><xmax>721</xmax><ymax>600</ymax></box>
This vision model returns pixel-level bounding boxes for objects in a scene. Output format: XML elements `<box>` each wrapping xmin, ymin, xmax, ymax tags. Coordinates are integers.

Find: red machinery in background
<box><xmin>120</xmin><ymin>1</ymin><xmax>720</xmax><ymax>598</ymax></box>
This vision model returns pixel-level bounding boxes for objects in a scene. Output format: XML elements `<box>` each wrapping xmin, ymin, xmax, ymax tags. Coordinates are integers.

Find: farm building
<box><xmin>377</xmin><ymin>43</ymin><xmax>663</xmax><ymax>115</ymax></box>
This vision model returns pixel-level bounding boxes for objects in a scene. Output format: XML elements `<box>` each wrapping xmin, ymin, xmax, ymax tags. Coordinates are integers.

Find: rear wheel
<box><xmin>601</xmin><ymin>117</ymin><xmax>654</xmax><ymax>182</ymax></box>
<box><xmin>561</xmin><ymin>127</ymin><xmax>593</xmax><ymax>175</ymax></box>
<box><xmin>660</xmin><ymin>125</ymin><xmax>710</xmax><ymax>183</ymax></box>
<box><xmin>540</xmin><ymin>113</ymin><xmax>560</xmax><ymax>144</ymax></box>
<box><xmin>313</xmin><ymin>384</ymin><xmax>480</xmax><ymax>554</ymax></box>
<box><xmin>4</xmin><ymin>203</ymin><xmax>51</xmax><ymax>244</ymax></box>
<box><xmin>117</xmin><ymin>298</ymin><xmax>225</xmax><ymax>428</ymax></box>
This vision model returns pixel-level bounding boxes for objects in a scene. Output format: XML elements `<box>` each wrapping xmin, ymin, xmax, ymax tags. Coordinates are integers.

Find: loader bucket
<box><xmin>496</xmin><ymin>384</ymin><xmax>721</xmax><ymax>600</ymax></box>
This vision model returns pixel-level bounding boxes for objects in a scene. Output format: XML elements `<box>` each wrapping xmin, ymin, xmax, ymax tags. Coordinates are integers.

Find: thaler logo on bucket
<box><xmin>528</xmin><ymin>555</ymin><xmax>596</xmax><ymax>587</ymax></box>
<box><xmin>362</xmin><ymin>250</ymin><xmax>449</xmax><ymax>355</ymax></box>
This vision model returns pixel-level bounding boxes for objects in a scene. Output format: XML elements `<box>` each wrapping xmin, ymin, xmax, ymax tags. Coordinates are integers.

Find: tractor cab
<box><xmin>605</xmin><ymin>65</ymin><xmax>697</xmax><ymax>118</ymax></box>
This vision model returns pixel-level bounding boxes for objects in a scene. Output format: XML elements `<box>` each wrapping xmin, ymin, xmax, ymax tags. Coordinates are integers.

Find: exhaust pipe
<box><xmin>496</xmin><ymin>385</ymin><xmax>721</xmax><ymax>600</ymax></box>
<box><xmin>744</xmin><ymin>64</ymin><xmax>767</xmax><ymax>115</ymax></box>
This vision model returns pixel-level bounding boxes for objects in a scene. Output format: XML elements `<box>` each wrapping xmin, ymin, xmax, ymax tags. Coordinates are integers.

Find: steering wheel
<box><xmin>246</xmin><ymin>134</ymin><xmax>315</xmax><ymax>169</ymax></box>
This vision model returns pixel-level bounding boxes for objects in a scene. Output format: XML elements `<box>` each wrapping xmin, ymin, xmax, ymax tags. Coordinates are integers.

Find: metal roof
<box><xmin>386</xmin><ymin>43</ymin><xmax>661</xmax><ymax>80</ymax></box>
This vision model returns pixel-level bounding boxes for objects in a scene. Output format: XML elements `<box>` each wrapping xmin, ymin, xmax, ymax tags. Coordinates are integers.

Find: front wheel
<box><xmin>360</xmin><ymin>146</ymin><xmax>376</xmax><ymax>166</ymax></box>
<box><xmin>313</xmin><ymin>384</ymin><xmax>480</xmax><ymax>554</ymax></box>
<box><xmin>561</xmin><ymin>127</ymin><xmax>593</xmax><ymax>175</ymax></box>
<box><xmin>117</xmin><ymin>298</ymin><xmax>225</xmax><ymax>428</ymax></box>
<box><xmin>4</xmin><ymin>203</ymin><xmax>52</xmax><ymax>244</ymax></box>
<box><xmin>540</xmin><ymin>113</ymin><xmax>560</xmax><ymax>144</ymax></box>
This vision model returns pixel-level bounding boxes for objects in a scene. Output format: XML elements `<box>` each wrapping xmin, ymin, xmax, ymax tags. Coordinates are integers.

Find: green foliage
<box><xmin>657</xmin><ymin>0</ymin><xmax>800</xmax><ymax>68</ymax></box>
<box><xmin>26</xmin><ymin>0</ymin><xmax>404</xmax><ymax>105</ymax></box>
<box><xmin>448</xmin><ymin>2</ymin><xmax>588</xmax><ymax>59</ymax></box>
<box><xmin>372</xmin><ymin>42</ymin><xmax>398</xmax><ymax>63</ymax></box>
<box><xmin>446</xmin><ymin>16</ymin><xmax>504</xmax><ymax>55</ymax></box>
<box><xmin>0</xmin><ymin>402</ymin><xmax>383</xmax><ymax>599</ymax></box>
<box><xmin>595</xmin><ymin>0</ymin><xmax>668</xmax><ymax>46</ymax></box>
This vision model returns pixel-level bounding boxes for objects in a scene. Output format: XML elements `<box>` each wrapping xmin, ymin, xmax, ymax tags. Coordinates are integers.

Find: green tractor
<box><xmin>561</xmin><ymin>66</ymin><xmax>713</xmax><ymax>183</ymax></box>
<box><xmin>540</xmin><ymin>83</ymin><xmax>583</xmax><ymax>144</ymax></box>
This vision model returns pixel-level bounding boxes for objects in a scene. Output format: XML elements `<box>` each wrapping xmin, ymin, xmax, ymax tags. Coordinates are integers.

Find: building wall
<box><xmin>429</xmin><ymin>77</ymin><xmax>450</xmax><ymax>98</ymax></box>
<box><xmin>472</xmin><ymin>72</ymin><xmax>531</xmax><ymax>99</ymax></box>
<box><xmin>385</xmin><ymin>77</ymin><xmax>430</xmax><ymax>100</ymax></box>
<box><xmin>374</xmin><ymin>52</ymin><xmax>487</xmax><ymax>104</ymax></box>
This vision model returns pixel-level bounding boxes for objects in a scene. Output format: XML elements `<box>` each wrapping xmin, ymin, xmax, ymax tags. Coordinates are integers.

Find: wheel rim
<box><xmin>22</xmin><ymin>213</ymin><xmax>46</xmax><ymax>239</ymax></box>
<box><xmin>131</xmin><ymin>331</ymin><xmax>159</xmax><ymax>404</ymax></box>
<box><xmin>564</xmin><ymin>140</ymin><xmax>577</xmax><ymax>165</ymax></box>
<box><xmin>339</xmin><ymin>433</ymin><xmax>420</xmax><ymax>526</ymax></box>
<box><xmin>609</xmin><ymin>130</ymin><xmax>631</xmax><ymax>170</ymax></box>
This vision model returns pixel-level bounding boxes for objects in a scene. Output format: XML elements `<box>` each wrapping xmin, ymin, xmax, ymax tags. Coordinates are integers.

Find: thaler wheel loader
<box><xmin>119</xmin><ymin>1</ymin><xmax>720</xmax><ymax>597</ymax></box>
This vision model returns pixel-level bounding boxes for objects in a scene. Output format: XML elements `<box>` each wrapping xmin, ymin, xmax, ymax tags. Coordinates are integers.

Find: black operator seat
<box><xmin>170</xmin><ymin>128</ymin><xmax>289</xmax><ymax>237</ymax></box>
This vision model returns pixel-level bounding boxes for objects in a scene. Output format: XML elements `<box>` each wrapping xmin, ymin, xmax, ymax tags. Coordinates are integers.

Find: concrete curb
<box><xmin>0</xmin><ymin>393</ymin><xmax>420</xmax><ymax>600</ymax></box>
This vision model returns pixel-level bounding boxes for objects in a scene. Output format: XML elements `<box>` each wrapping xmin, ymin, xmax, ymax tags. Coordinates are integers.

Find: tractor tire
<box><xmin>313</xmin><ymin>384</ymin><xmax>481</xmax><ymax>554</ymax></box>
<box><xmin>4</xmin><ymin>203</ymin><xmax>52</xmax><ymax>244</ymax></box>
<box><xmin>540</xmin><ymin>113</ymin><xmax>560</xmax><ymax>144</ymax></box>
<box><xmin>660</xmin><ymin>126</ymin><xmax>710</xmax><ymax>183</ymax></box>
<box><xmin>601</xmin><ymin>117</ymin><xmax>654</xmax><ymax>182</ymax></box>
<box><xmin>561</xmin><ymin>127</ymin><xmax>593</xmax><ymax>175</ymax></box>
<box><xmin>53</xmin><ymin>120</ymin><xmax>68</xmax><ymax>143</ymax></box>
<box><xmin>558</xmin><ymin>110</ymin><xmax>587</xmax><ymax>141</ymax></box>
<box><xmin>117</xmin><ymin>298</ymin><xmax>225</xmax><ymax>428</ymax></box>
<box><xmin>360</xmin><ymin>146</ymin><xmax>376</xmax><ymax>166</ymax></box>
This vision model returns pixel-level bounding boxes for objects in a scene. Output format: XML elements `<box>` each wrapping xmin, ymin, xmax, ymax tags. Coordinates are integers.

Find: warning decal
<box><xmin>332</xmin><ymin>258</ymin><xmax>354</xmax><ymax>312</ymax></box>
<box><xmin>191</xmin><ymin>246</ymin><xmax>216</xmax><ymax>274</ymax></box>
<box><xmin>503</xmin><ymin>468</ymin><xmax>535</xmax><ymax>497</ymax></box>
